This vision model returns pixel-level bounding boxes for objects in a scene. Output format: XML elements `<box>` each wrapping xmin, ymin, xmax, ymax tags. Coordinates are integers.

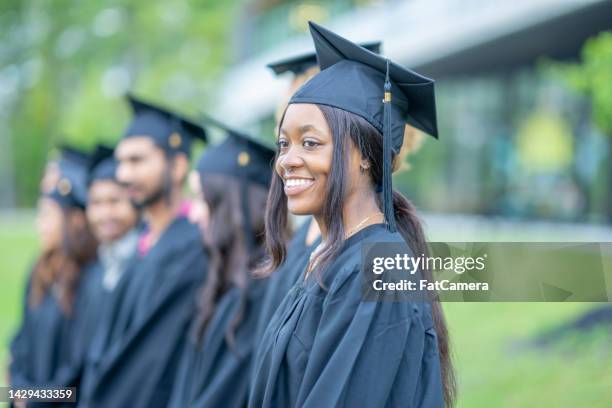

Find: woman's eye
<box><xmin>277</xmin><ymin>140</ymin><xmax>289</xmax><ymax>150</ymax></box>
<box><xmin>303</xmin><ymin>140</ymin><xmax>319</xmax><ymax>148</ymax></box>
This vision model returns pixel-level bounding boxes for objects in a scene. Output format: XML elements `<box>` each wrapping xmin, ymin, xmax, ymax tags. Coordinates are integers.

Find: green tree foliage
<box><xmin>555</xmin><ymin>31</ymin><xmax>612</xmax><ymax>136</ymax></box>
<box><xmin>545</xmin><ymin>31</ymin><xmax>612</xmax><ymax>221</ymax></box>
<box><xmin>0</xmin><ymin>0</ymin><xmax>238</xmax><ymax>206</ymax></box>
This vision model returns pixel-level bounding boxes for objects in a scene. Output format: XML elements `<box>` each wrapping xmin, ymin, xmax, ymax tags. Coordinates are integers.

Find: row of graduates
<box><xmin>9</xmin><ymin>22</ymin><xmax>456</xmax><ymax>407</ymax></box>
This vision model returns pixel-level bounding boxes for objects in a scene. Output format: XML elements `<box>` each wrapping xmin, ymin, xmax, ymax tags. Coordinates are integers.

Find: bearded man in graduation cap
<box><xmin>78</xmin><ymin>95</ymin><xmax>209</xmax><ymax>408</ymax></box>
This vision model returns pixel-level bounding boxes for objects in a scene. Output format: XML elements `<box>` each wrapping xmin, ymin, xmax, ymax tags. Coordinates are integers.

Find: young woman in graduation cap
<box><xmin>9</xmin><ymin>146</ymin><xmax>99</xmax><ymax>401</ymax></box>
<box><xmin>253</xmin><ymin>42</ymin><xmax>384</xmax><ymax>343</ymax></box>
<box><xmin>249</xmin><ymin>22</ymin><xmax>456</xmax><ymax>408</ymax></box>
<box><xmin>251</xmin><ymin>48</ymin><xmax>337</xmax><ymax>346</ymax></box>
<box><xmin>254</xmin><ymin>41</ymin><xmax>426</xmax><ymax>349</ymax></box>
<box><xmin>167</xmin><ymin>119</ymin><xmax>275</xmax><ymax>408</ymax></box>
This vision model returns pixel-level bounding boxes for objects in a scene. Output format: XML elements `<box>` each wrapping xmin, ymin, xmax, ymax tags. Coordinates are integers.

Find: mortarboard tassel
<box><xmin>382</xmin><ymin>59</ymin><xmax>397</xmax><ymax>233</ymax></box>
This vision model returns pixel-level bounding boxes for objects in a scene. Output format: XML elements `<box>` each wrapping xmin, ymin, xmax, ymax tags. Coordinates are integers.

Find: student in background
<box><xmin>79</xmin><ymin>95</ymin><xmax>208</xmax><ymax>408</ymax></box>
<box><xmin>85</xmin><ymin>145</ymin><xmax>140</xmax><ymax>292</ymax></box>
<box><xmin>9</xmin><ymin>145</ymin><xmax>98</xmax><ymax>404</ymax></box>
<box><xmin>249</xmin><ymin>22</ymin><xmax>455</xmax><ymax>408</ymax></box>
<box><xmin>169</xmin><ymin>118</ymin><xmax>275</xmax><ymax>407</ymax></box>
<box><xmin>79</xmin><ymin>144</ymin><xmax>140</xmax><ymax>398</ymax></box>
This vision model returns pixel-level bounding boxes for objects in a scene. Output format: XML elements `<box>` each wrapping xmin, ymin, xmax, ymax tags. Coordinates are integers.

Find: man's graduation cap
<box><xmin>47</xmin><ymin>145</ymin><xmax>89</xmax><ymax>209</ymax></box>
<box><xmin>197</xmin><ymin>114</ymin><xmax>275</xmax><ymax>188</ymax></box>
<box><xmin>287</xmin><ymin>22</ymin><xmax>438</xmax><ymax>232</ymax></box>
<box><xmin>123</xmin><ymin>94</ymin><xmax>207</xmax><ymax>156</ymax></box>
<box><xmin>87</xmin><ymin>144</ymin><xmax>118</xmax><ymax>186</ymax></box>
<box><xmin>267</xmin><ymin>41</ymin><xmax>382</xmax><ymax>77</ymax></box>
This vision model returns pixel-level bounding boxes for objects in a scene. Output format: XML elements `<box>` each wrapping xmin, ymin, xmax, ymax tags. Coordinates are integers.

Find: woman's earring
<box><xmin>360</xmin><ymin>162</ymin><xmax>369</xmax><ymax>174</ymax></box>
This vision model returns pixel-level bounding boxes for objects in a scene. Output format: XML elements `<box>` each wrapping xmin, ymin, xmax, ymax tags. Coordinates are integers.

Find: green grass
<box><xmin>0</xmin><ymin>215</ymin><xmax>611</xmax><ymax>406</ymax></box>
<box><xmin>443</xmin><ymin>302</ymin><xmax>611</xmax><ymax>407</ymax></box>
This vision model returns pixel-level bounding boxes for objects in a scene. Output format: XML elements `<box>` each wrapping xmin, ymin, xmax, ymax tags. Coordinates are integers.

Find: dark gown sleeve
<box><xmin>8</xmin><ymin>269</ymin><xmax>34</xmax><ymax>388</ymax></box>
<box><xmin>168</xmin><ymin>278</ymin><xmax>269</xmax><ymax>408</ymax></box>
<box><xmin>195</xmin><ymin>280</ymin><xmax>268</xmax><ymax>408</ymax></box>
<box><xmin>84</xmin><ymin>243</ymin><xmax>207</xmax><ymax>408</ymax></box>
<box><xmin>253</xmin><ymin>219</ymin><xmax>318</xmax><ymax>350</ymax></box>
<box><xmin>9</xmin><ymin>271</ymin><xmax>69</xmax><ymax>391</ymax></box>
<box><xmin>80</xmin><ymin>258</ymin><xmax>137</xmax><ymax>397</ymax></box>
<box><xmin>9</xmin><ymin>263</ymin><xmax>103</xmax><ymax>408</ymax></box>
<box><xmin>294</xmin><ymin>262</ymin><xmax>444</xmax><ymax>408</ymax></box>
<box><xmin>100</xmin><ymin>260</ymin><xmax>138</xmax><ymax>346</ymax></box>
<box><xmin>166</xmin><ymin>335</ymin><xmax>199</xmax><ymax>408</ymax></box>
<box><xmin>51</xmin><ymin>262</ymin><xmax>104</xmax><ymax>389</ymax></box>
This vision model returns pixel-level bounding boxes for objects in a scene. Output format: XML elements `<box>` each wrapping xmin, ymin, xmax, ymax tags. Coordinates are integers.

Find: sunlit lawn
<box><xmin>443</xmin><ymin>302</ymin><xmax>611</xmax><ymax>407</ymax></box>
<box><xmin>0</xmin><ymin>215</ymin><xmax>610</xmax><ymax>407</ymax></box>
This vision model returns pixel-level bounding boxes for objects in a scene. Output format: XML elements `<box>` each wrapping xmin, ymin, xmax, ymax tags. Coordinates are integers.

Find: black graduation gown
<box><xmin>79</xmin><ymin>217</ymin><xmax>207</xmax><ymax>408</ymax></box>
<box><xmin>253</xmin><ymin>218</ymin><xmax>320</xmax><ymax>343</ymax></box>
<box><xmin>9</xmin><ymin>261</ymin><xmax>102</xmax><ymax>406</ymax></box>
<box><xmin>248</xmin><ymin>224</ymin><xmax>444</xmax><ymax>408</ymax></box>
<box><xmin>79</xmin><ymin>253</ymin><xmax>139</xmax><ymax>401</ymax></box>
<box><xmin>168</xmin><ymin>277</ymin><xmax>268</xmax><ymax>408</ymax></box>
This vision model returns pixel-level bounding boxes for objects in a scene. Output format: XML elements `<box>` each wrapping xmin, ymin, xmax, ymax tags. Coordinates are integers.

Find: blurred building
<box><xmin>216</xmin><ymin>0</ymin><xmax>612</xmax><ymax>223</ymax></box>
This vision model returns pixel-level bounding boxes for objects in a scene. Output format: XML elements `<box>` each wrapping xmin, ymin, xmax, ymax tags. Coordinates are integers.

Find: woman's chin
<box><xmin>287</xmin><ymin>200</ymin><xmax>317</xmax><ymax>216</ymax></box>
<box><xmin>287</xmin><ymin>208</ymin><xmax>311</xmax><ymax>216</ymax></box>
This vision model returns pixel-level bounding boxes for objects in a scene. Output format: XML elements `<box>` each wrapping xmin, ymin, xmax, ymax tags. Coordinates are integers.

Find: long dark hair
<box><xmin>261</xmin><ymin>104</ymin><xmax>456</xmax><ymax>407</ymax></box>
<box><xmin>192</xmin><ymin>174</ymin><xmax>268</xmax><ymax>348</ymax></box>
<box><xmin>30</xmin><ymin>206</ymin><xmax>98</xmax><ymax>315</ymax></box>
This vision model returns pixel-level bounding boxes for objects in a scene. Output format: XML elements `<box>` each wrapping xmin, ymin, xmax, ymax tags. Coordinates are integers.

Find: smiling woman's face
<box><xmin>276</xmin><ymin>103</ymin><xmax>333</xmax><ymax>216</ymax></box>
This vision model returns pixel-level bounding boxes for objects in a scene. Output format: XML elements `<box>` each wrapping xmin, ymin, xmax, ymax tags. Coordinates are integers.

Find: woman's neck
<box><xmin>314</xmin><ymin>187</ymin><xmax>381</xmax><ymax>242</ymax></box>
<box><xmin>305</xmin><ymin>217</ymin><xmax>321</xmax><ymax>246</ymax></box>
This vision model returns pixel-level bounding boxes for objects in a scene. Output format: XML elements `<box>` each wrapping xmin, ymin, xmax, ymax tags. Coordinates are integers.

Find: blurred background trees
<box><xmin>547</xmin><ymin>32</ymin><xmax>612</xmax><ymax>221</ymax></box>
<box><xmin>0</xmin><ymin>0</ymin><xmax>236</xmax><ymax>207</ymax></box>
<box><xmin>1</xmin><ymin>0</ymin><xmax>612</xmax><ymax>223</ymax></box>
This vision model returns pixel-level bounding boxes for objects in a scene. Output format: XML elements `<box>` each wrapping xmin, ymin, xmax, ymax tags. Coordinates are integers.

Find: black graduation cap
<box><xmin>55</xmin><ymin>144</ymin><xmax>90</xmax><ymax>170</ymax></box>
<box><xmin>288</xmin><ymin>22</ymin><xmax>438</xmax><ymax>232</ymax></box>
<box><xmin>197</xmin><ymin>115</ymin><xmax>275</xmax><ymax>251</ymax></box>
<box><xmin>196</xmin><ymin>114</ymin><xmax>275</xmax><ymax>188</ymax></box>
<box><xmin>123</xmin><ymin>94</ymin><xmax>207</xmax><ymax>156</ymax></box>
<box><xmin>46</xmin><ymin>145</ymin><xmax>89</xmax><ymax>209</ymax></box>
<box><xmin>87</xmin><ymin>144</ymin><xmax>118</xmax><ymax>186</ymax></box>
<box><xmin>267</xmin><ymin>41</ymin><xmax>382</xmax><ymax>77</ymax></box>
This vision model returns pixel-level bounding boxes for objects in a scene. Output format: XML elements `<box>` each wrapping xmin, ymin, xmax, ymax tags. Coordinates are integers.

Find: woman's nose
<box><xmin>279</xmin><ymin>147</ymin><xmax>303</xmax><ymax>172</ymax></box>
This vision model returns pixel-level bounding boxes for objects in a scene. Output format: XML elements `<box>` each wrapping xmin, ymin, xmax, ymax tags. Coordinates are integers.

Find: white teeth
<box><xmin>285</xmin><ymin>179</ymin><xmax>313</xmax><ymax>187</ymax></box>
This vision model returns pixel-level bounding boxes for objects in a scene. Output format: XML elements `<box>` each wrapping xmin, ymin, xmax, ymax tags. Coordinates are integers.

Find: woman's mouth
<box><xmin>283</xmin><ymin>177</ymin><xmax>314</xmax><ymax>196</ymax></box>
